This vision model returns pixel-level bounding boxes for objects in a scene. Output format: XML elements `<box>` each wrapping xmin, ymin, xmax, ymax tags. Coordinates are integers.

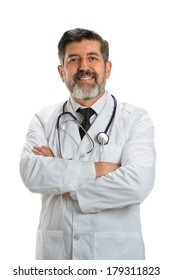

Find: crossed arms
<box><xmin>32</xmin><ymin>146</ymin><xmax>120</xmax><ymax>178</ymax></box>
<box><xmin>20</xmin><ymin>106</ymin><xmax>156</xmax><ymax>213</ymax></box>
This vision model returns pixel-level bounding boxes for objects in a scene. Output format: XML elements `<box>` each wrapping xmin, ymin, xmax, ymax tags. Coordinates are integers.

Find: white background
<box><xmin>0</xmin><ymin>0</ymin><xmax>173</xmax><ymax>278</ymax></box>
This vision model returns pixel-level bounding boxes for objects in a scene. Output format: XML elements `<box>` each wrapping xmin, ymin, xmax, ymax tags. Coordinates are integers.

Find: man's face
<box><xmin>58</xmin><ymin>40</ymin><xmax>111</xmax><ymax>101</ymax></box>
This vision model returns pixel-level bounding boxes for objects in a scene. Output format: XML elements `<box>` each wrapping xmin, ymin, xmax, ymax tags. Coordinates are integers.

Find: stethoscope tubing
<box><xmin>56</xmin><ymin>95</ymin><xmax>117</xmax><ymax>158</ymax></box>
<box><xmin>104</xmin><ymin>95</ymin><xmax>117</xmax><ymax>134</ymax></box>
<box><xmin>57</xmin><ymin>95</ymin><xmax>117</xmax><ymax>134</ymax></box>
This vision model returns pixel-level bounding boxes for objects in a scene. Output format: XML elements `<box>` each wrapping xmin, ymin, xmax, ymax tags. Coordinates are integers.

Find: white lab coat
<box><xmin>20</xmin><ymin>91</ymin><xmax>156</xmax><ymax>260</ymax></box>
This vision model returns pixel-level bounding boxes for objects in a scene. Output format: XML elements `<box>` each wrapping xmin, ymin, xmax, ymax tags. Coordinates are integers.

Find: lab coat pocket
<box><xmin>35</xmin><ymin>229</ymin><xmax>63</xmax><ymax>260</ymax></box>
<box><xmin>94</xmin><ymin>232</ymin><xmax>145</xmax><ymax>260</ymax></box>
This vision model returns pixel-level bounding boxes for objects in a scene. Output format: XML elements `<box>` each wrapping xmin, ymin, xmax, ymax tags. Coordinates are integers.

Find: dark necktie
<box><xmin>77</xmin><ymin>107</ymin><xmax>95</xmax><ymax>139</ymax></box>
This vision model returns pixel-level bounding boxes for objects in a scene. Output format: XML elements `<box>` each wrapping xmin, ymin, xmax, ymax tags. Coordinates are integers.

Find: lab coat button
<box><xmin>74</xmin><ymin>233</ymin><xmax>80</xmax><ymax>241</ymax></box>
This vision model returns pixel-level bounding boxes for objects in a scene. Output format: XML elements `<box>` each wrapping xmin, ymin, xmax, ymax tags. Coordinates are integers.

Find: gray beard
<box><xmin>72</xmin><ymin>84</ymin><xmax>101</xmax><ymax>100</ymax></box>
<box><xmin>65</xmin><ymin>78</ymin><xmax>106</xmax><ymax>100</ymax></box>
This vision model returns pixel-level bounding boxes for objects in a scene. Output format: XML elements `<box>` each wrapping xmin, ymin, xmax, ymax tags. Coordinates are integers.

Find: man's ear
<box><xmin>58</xmin><ymin>65</ymin><xmax>64</xmax><ymax>82</ymax></box>
<box><xmin>105</xmin><ymin>61</ymin><xmax>112</xmax><ymax>79</ymax></box>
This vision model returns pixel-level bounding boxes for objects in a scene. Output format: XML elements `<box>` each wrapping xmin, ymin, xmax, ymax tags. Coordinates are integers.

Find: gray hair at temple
<box><xmin>58</xmin><ymin>28</ymin><xmax>109</xmax><ymax>65</ymax></box>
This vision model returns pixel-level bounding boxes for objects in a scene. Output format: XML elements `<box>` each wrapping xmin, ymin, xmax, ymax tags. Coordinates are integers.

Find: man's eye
<box><xmin>68</xmin><ymin>58</ymin><xmax>79</xmax><ymax>63</ymax></box>
<box><xmin>89</xmin><ymin>57</ymin><xmax>97</xmax><ymax>61</ymax></box>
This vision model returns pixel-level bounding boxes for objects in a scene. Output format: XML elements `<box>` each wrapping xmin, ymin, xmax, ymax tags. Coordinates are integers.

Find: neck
<box><xmin>71</xmin><ymin>92</ymin><xmax>105</xmax><ymax>107</ymax></box>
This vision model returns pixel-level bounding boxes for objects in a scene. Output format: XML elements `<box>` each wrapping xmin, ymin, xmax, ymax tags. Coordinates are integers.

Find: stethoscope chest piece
<box><xmin>97</xmin><ymin>132</ymin><xmax>109</xmax><ymax>145</ymax></box>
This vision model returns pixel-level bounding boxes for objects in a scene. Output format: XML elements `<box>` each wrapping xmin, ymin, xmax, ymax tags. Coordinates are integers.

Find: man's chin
<box><xmin>72</xmin><ymin>86</ymin><xmax>100</xmax><ymax>100</ymax></box>
<box><xmin>78</xmin><ymin>95</ymin><xmax>94</xmax><ymax>100</ymax></box>
<box><xmin>66</xmin><ymin>79</ymin><xmax>106</xmax><ymax>100</ymax></box>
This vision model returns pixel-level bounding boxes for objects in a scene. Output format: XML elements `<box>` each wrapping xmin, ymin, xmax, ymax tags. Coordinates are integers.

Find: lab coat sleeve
<box><xmin>74</xmin><ymin>108</ymin><xmax>156</xmax><ymax>213</ymax></box>
<box><xmin>20</xmin><ymin>114</ymin><xmax>96</xmax><ymax>194</ymax></box>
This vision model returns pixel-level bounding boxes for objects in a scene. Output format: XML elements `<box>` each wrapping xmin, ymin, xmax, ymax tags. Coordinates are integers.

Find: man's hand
<box><xmin>32</xmin><ymin>146</ymin><xmax>54</xmax><ymax>157</ymax></box>
<box><xmin>95</xmin><ymin>162</ymin><xmax>120</xmax><ymax>178</ymax></box>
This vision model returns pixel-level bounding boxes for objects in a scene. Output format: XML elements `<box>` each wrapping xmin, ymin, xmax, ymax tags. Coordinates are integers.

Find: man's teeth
<box><xmin>80</xmin><ymin>77</ymin><xmax>92</xmax><ymax>79</ymax></box>
<box><xmin>78</xmin><ymin>76</ymin><xmax>93</xmax><ymax>80</ymax></box>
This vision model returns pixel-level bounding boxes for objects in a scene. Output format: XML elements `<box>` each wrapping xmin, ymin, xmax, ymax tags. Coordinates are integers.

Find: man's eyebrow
<box><xmin>67</xmin><ymin>53</ymin><xmax>79</xmax><ymax>58</ymax></box>
<box><xmin>67</xmin><ymin>52</ymin><xmax>100</xmax><ymax>58</ymax></box>
<box><xmin>87</xmin><ymin>52</ymin><xmax>99</xmax><ymax>56</ymax></box>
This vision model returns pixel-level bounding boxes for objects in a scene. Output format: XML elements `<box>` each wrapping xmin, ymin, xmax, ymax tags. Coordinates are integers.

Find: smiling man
<box><xmin>20</xmin><ymin>28</ymin><xmax>156</xmax><ymax>260</ymax></box>
<box><xmin>58</xmin><ymin>39</ymin><xmax>110</xmax><ymax>104</ymax></box>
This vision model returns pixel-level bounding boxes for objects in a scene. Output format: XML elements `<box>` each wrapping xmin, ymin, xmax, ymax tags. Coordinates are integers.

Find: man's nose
<box><xmin>78</xmin><ymin>58</ymin><xmax>90</xmax><ymax>71</ymax></box>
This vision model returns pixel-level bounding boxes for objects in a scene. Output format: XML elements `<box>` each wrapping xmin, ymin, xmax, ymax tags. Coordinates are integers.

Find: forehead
<box><xmin>64</xmin><ymin>39</ymin><xmax>102</xmax><ymax>57</ymax></box>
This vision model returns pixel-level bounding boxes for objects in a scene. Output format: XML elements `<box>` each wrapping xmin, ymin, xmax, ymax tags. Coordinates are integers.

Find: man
<box><xmin>20</xmin><ymin>28</ymin><xmax>156</xmax><ymax>260</ymax></box>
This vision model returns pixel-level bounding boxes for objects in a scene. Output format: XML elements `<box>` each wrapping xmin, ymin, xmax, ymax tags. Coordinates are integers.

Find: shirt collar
<box><xmin>69</xmin><ymin>91</ymin><xmax>108</xmax><ymax>115</ymax></box>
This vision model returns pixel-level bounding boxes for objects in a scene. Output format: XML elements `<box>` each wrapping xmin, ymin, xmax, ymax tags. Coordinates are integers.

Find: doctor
<box><xmin>20</xmin><ymin>28</ymin><xmax>156</xmax><ymax>260</ymax></box>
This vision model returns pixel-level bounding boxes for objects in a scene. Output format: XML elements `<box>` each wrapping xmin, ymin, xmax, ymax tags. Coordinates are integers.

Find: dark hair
<box><xmin>58</xmin><ymin>28</ymin><xmax>109</xmax><ymax>65</ymax></box>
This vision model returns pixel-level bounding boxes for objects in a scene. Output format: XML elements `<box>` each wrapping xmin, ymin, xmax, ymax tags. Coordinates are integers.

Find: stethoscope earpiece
<box><xmin>97</xmin><ymin>132</ymin><xmax>109</xmax><ymax>145</ymax></box>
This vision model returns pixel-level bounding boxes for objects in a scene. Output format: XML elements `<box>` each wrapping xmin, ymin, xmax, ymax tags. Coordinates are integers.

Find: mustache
<box><xmin>73</xmin><ymin>70</ymin><xmax>97</xmax><ymax>81</ymax></box>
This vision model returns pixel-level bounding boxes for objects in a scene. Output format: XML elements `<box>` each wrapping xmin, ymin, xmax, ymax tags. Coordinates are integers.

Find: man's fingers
<box><xmin>32</xmin><ymin>146</ymin><xmax>54</xmax><ymax>157</ymax></box>
<box><xmin>63</xmin><ymin>192</ymin><xmax>70</xmax><ymax>197</ymax></box>
<box><xmin>32</xmin><ymin>147</ymin><xmax>45</xmax><ymax>156</ymax></box>
<box><xmin>40</xmin><ymin>146</ymin><xmax>53</xmax><ymax>156</ymax></box>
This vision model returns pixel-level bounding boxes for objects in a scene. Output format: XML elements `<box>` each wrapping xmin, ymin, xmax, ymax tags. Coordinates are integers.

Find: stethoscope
<box><xmin>56</xmin><ymin>95</ymin><xmax>117</xmax><ymax>147</ymax></box>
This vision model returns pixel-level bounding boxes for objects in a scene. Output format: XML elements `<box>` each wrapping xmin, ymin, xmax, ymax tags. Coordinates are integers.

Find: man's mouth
<box><xmin>78</xmin><ymin>76</ymin><xmax>93</xmax><ymax>80</ymax></box>
<box><xmin>74</xmin><ymin>71</ymin><xmax>97</xmax><ymax>81</ymax></box>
